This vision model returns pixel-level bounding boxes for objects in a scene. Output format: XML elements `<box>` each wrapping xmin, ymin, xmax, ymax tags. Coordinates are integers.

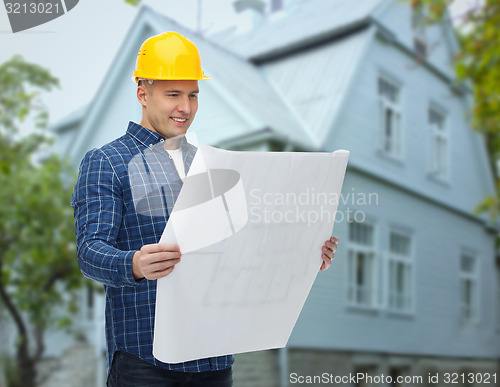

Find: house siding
<box><xmin>323</xmin><ymin>35</ymin><xmax>493</xmax><ymax>216</ymax></box>
<box><xmin>290</xmin><ymin>170</ymin><xmax>499</xmax><ymax>358</ymax></box>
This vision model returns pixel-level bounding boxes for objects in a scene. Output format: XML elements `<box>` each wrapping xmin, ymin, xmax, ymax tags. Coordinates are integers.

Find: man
<box><xmin>71</xmin><ymin>31</ymin><xmax>339</xmax><ymax>387</ymax></box>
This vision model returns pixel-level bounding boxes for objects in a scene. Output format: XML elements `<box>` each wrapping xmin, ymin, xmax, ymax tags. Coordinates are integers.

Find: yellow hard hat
<box><xmin>133</xmin><ymin>31</ymin><xmax>210</xmax><ymax>82</ymax></box>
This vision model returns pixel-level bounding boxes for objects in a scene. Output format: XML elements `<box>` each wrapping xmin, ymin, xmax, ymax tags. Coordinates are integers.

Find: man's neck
<box><xmin>139</xmin><ymin>119</ymin><xmax>183</xmax><ymax>150</ymax></box>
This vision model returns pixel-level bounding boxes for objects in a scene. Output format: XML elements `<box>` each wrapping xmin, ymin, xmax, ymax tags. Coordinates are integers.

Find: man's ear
<box><xmin>137</xmin><ymin>85</ymin><xmax>147</xmax><ymax>107</ymax></box>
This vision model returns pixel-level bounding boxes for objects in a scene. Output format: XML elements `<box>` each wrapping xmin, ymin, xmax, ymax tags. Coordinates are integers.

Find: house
<box><xmin>8</xmin><ymin>0</ymin><xmax>498</xmax><ymax>385</ymax></box>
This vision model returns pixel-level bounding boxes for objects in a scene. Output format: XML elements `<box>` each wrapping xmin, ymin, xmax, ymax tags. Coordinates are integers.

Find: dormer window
<box><xmin>414</xmin><ymin>37</ymin><xmax>428</xmax><ymax>58</ymax></box>
<box><xmin>271</xmin><ymin>0</ymin><xmax>283</xmax><ymax>12</ymax></box>
<box><xmin>411</xmin><ymin>6</ymin><xmax>428</xmax><ymax>59</ymax></box>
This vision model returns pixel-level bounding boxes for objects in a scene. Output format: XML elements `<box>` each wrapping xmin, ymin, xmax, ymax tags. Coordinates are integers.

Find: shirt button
<box><xmin>149</xmin><ymin>144</ymin><xmax>153</xmax><ymax>149</ymax></box>
<box><xmin>160</xmin><ymin>139</ymin><xmax>164</xmax><ymax>143</ymax></box>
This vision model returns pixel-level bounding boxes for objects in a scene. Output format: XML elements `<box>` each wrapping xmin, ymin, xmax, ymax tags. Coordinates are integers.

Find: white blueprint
<box><xmin>153</xmin><ymin>144</ymin><xmax>349</xmax><ymax>363</ymax></box>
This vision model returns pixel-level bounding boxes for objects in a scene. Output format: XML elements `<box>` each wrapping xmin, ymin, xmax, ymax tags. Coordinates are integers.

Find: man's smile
<box><xmin>171</xmin><ymin>117</ymin><xmax>189</xmax><ymax>126</ymax></box>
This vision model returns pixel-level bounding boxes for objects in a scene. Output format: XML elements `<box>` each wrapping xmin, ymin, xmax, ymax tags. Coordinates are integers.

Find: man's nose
<box><xmin>177</xmin><ymin>96</ymin><xmax>191</xmax><ymax>115</ymax></box>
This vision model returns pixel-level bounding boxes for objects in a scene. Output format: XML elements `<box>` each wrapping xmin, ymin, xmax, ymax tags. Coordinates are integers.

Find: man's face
<box><xmin>139</xmin><ymin>79</ymin><xmax>199</xmax><ymax>139</ymax></box>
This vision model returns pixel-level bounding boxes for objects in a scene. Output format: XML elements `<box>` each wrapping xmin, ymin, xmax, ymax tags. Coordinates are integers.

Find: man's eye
<box><xmin>190</xmin><ymin>94</ymin><xmax>198</xmax><ymax>99</ymax></box>
<box><xmin>167</xmin><ymin>94</ymin><xmax>178</xmax><ymax>97</ymax></box>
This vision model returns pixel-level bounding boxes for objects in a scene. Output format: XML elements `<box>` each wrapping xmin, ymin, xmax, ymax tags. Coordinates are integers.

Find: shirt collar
<box><xmin>126</xmin><ymin>121</ymin><xmax>188</xmax><ymax>150</ymax></box>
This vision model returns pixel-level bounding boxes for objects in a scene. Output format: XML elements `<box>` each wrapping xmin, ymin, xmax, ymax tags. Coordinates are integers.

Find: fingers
<box><xmin>319</xmin><ymin>236</ymin><xmax>340</xmax><ymax>272</ymax></box>
<box><xmin>145</xmin><ymin>264</ymin><xmax>176</xmax><ymax>281</ymax></box>
<box><xmin>141</xmin><ymin>243</ymin><xmax>181</xmax><ymax>254</ymax></box>
<box><xmin>138</xmin><ymin>255</ymin><xmax>181</xmax><ymax>280</ymax></box>
<box><xmin>133</xmin><ymin>243</ymin><xmax>182</xmax><ymax>280</ymax></box>
<box><xmin>320</xmin><ymin>253</ymin><xmax>333</xmax><ymax>271</ymax></box>
<box><xmin>147</xmin><ymin>256</ymin><xmax>181</xmax><ymax>272</ymax></box>
<box><xmin>324</xmin><ymin>237</ymin><xmax>339</xmax><ymax>253</ymax></box>
<box><xmin>322</xmin><ymin>244</ymin><xmax>334</xmax><ymax>258</ymax></box>
<box><xmin>142</xmin><ymin>250</ymin><xmax>182</xmax><ymax>265</ymax></box>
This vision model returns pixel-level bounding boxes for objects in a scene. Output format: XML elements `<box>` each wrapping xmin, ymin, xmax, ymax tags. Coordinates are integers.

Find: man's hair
<box><xmin>138</xmin><ymin>79</ymin><xmax>155</xmax><ymax>94</ymax></box>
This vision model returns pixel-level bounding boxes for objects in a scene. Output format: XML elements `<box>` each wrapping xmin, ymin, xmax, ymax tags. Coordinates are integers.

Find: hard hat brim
<box><xmin>133</xmin><ymin>75</ymin><xmax>211</xmax><ymax>83</ymax></box>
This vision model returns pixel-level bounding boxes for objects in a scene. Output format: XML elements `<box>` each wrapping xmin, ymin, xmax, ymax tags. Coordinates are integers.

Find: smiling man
<box><xmin>71</xmin><ymin>31</ymin><xmax>339</xmax><ymax>387</ymax></box>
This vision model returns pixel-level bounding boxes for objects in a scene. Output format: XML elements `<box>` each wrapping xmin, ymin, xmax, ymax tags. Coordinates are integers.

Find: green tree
<box><xmin>407</xmin><ymin>0</ymin><xmax>500</xmax><ymax>219</ymax></box>
<box><xmin>0</xmin><ymin>56</ymin><xmax>86</xmax><ymax>387</ymax></box>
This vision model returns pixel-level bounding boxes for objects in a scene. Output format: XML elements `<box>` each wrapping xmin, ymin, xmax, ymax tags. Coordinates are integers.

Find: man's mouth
<box><xmin>171</xmin><ymin>117</ymin><xmax>187</xmax><ymax>123</ymax></box>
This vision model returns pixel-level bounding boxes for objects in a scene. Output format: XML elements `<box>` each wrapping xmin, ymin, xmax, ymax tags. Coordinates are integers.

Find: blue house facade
<box><xmin>13</xmin><ymin>0</ymin><xmax>497</xmax><ymax>385</ymax></box>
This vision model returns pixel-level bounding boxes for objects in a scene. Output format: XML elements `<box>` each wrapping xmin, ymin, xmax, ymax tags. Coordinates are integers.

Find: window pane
<box><xmin>388</xmin><ymin>232</ymin><xmax>412</xmax><ymax>311</ymax></box>
<box><xmin>429</xmin><ymin>108</ymin><xmax>447</xmax><ymax>178</ymax></box>
<box><xmin>356</xmin><ymin>252</ymin><xmax>365</xmax><ymax>286</ymax></box>
<box><xmin>348</xmin><ymin>249</ymin><xmax>374</xmax><ymax>306</ymax></box>
<box><xmin>414</xmin><ymin>38</ymin><xmax>427</xmax><ymax>58</ymax></box>
<box><xmin>396</xmin><ymin>262</ymin><xmax>405</xmax><ymax>293</ymax></box>
<box><xmin>389</xmin><ymin>262</ymin><xmax>410</xmax><ymax>310</ymax></box>
<box><xmin>379</xmin><ymin>77</ymin><xmax>399</xmax><ymax>103</ymax></box>
<box><xmin>461</xmin><ymin>254</ymin><xmax>475</xmax><ymax>273</ymax></box>
<box><xmin>390</xmin><ymin>232</ymin><xmax>411</xmax><ymax>255</ymax></box>
<box><xmin>437</xmin><ymin>137</ymin><xmax>446</xmax><ymax>175</ymax></box>
<box><xmin>385</xmin><ymin>108</ymin><xmax>393</xmax><ymax>152</ymax></box>
<box><xmin>460</xmin><ymin>276</ymin><xmax>476</xmax><ymax>322</ymax></box>
<box><xmin>405</xmin><ymin>265</ymin><xmax>412</xmax><ymax>309</ymax></box>
<box><xmin>349</xmin><ymin>222</ymin><xmax>374</xmax><ymax>246</ymax></box>
<box><xmin>464</xmin><ymin>280</ymin><xmax>472</xmax><ymax>304</ymax></box>
<box><xmin>429</xmin><ymin>108</ymin><xmax>444</xmax><ymax>129</ymax></box>
<box><xmin>394</xmin><ymin>112</ymin><xmax>401</xmax><ymax>155</ymax></box>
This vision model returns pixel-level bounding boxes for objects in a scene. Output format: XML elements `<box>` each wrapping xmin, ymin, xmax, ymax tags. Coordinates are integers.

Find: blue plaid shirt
<box><xmin>71</xmin><ymin>121</ymin><xmax>234</xmax><ymax>373</ymax></box>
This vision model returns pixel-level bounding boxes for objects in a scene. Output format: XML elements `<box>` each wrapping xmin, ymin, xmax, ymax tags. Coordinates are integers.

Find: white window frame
<box><xmin>387</xmin><ymin>229</ymin><xmax>414</xmax><ymax>314</ymax></box>
<box><xmin>428</xmin><ymin>105</ymin><xmax>449</xmax><ymax>181</ymax></box>
<box><xmin>378</xmin><ymin>75</ymin><xmax>403</xmax><ymax>159</ymax></box>
<box><xmin>459</xmin><ymin>251</ymin><xmax>479</xmax><ymax>325</ymax></box>
<box><xmin>347</xmin><ymin>221</ymin><xmax>378</xmax><ymax>309</ymax></box>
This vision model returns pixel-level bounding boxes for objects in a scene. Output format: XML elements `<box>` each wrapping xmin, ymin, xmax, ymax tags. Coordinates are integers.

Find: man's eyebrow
<box><xmin>164</xmin><ymin>89</ymin><xmax>200</xmax><ymax>93</ymax></box>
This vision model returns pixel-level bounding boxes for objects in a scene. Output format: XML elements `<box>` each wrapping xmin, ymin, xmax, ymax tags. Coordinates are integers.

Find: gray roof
<box><xmin>213</xmin><ymin>0</ymin><xmax>385</xmax><ymax>60</ymax></box>
<box><xmin>50</xmin><ymin>103</ymin><xmax>88</xmax><ymax>133</ymax></box>
<box><xmin>261</xmin><ymin>27</ymin><xmax>373</xmax><ymax>146</ymax></box>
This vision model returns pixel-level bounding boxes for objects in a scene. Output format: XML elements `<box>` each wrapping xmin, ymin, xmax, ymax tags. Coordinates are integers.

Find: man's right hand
<box><xmin>132</xmin><ymin>243</ymin><xmax>182</xmax><ymax>280</ymax></box>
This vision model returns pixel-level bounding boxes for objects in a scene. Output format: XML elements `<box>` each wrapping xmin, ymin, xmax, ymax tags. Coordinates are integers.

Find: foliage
<box><xmin>0</xmin><ymin>355</ymin><xmax>20</xmax><ymax>387</ymax></box>
<box><xmin>0</xmin><ymin>55</ymin><xmax>86</xmax><ymax>387</ymax></box>
<box><xmin>124</xmin><ymin>0</ymin><xmax>141</xmax><ymax>6</ymax></box>
<box><xmin>0</xmin><ymin>135</ymin><xmax>82</xmax><ymax>329</ymax></box>
<box><xmin>408</xmin><ymin>0</ymin><xmax>500</xmax><ymax>220</ymax></box>
<box><xmin>0</xmin><ymin>55</ymin><xmax>58</xmax><ymax>134</ymax></box>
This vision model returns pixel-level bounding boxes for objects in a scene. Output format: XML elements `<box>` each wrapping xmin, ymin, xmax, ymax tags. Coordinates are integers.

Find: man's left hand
<box><xmin>320</xmin><ymin>236</ymin><xmax>339</xmax><ymax>271</ymax></box>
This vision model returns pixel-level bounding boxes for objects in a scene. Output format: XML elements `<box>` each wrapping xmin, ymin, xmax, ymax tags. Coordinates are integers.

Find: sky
<box><xmin>0</xmin><ymin>0</ymin><xmax>478</xmax><ymax>127</ymax></box>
